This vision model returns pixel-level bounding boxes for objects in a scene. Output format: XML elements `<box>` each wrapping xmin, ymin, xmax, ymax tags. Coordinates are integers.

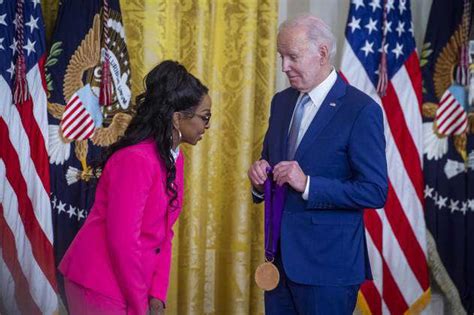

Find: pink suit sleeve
<box><xmin>149</xmin><ymin>154</ymin><xmax>183</xmax><ymax>304</ymax></box>
<box><xmin>105</xmin><ymin>151</ymin><xmax>155</xmax><ymax>315</ymax></box>
<box><xmin>148</xmin><ymin>228</ymin><xmax>174</xmax><ymax>303</ymax></box>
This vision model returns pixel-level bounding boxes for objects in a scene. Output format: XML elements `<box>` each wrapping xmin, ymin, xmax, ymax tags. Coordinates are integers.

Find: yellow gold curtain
<box><xmin>43</xmin><ymin>1</ymin><xmax>278</xmax><ymax>314</ymax></box>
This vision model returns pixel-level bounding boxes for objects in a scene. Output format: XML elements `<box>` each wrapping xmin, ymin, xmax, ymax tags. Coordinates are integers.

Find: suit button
<box><xmin>155</xmin><ymin>248</ymin><xmax>160</xmax><ymax>254</ymax></box>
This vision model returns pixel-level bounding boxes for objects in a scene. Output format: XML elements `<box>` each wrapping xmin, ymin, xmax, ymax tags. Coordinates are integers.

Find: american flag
<box><xmin>0</xmin><ymin>0</ymin><xmax>58</xmax><ymax>314</ymax></box>
<box><xmin>340</xmin><ymin>0</ymin><xmax>430</xmax><ymax>314</ymax></box>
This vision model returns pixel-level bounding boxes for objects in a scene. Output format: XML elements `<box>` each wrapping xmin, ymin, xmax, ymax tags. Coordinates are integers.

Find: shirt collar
<box><xmin>171</xmin><ymin>147</ymin><xmax>180</xmax><ymax>161</ymax></box>
<box><xmin>305</xmin><ymin>68</ymin><xmax>337</xmax><ymax>105</ymax></box>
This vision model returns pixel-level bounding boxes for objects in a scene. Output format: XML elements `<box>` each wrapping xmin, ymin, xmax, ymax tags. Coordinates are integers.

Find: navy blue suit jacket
<box><xmin>259</xmin><ymin>75</ymin><xmax>388</xmax><ymax>286</ymax></box>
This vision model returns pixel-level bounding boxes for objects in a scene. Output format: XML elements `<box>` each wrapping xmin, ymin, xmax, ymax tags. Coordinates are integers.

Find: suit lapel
<box><xmin>294</xmin><ymin>75</ymin><xmax>347</xmax><ymax>160</ymax></box>
<box><xmin>281</xmin><ymin>89</ymin><xmax>300</xmax><ymax>160</ymax></box>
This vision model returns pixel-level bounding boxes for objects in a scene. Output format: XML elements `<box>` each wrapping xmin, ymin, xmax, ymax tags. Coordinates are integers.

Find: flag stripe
<box><xmin>364</xmin><ymin>210</ymin><xmax>382</xmax><ymax>250</ymax></box>
<box><xmin>440</xmin><ymin>110</ymin><xmax>466</xmax><ymax>134</ymax></box>
<box><xmin>438</xmin><ymin>106</ymin><xmax>464</xmax><ymax>131</ymax></box>
<box><xmin>385</xmin><ymin>124</ymin><xmax>427</xmax><ymax>253</ymax></box>
<box><xmin>384</xmin><ymin>184</ymin><xmax>428</xmax><ymax>288</ymax></box>
<box><xmin>382</xmin><ymin>258</ymin><xmax>409</xmax><ymax>313</ymax></box>
<box><xmin>61</xmin><ymin>106</ymin><xmax>84</xmax><ymax>131</ymax></box>
<box><xmin>61</xmin><ymin>106</ymin><xmax>85</xmax><ymax>130</ymax></box>
<box><xmin>360</xmin><ymin>281</ymin><xmax>382</xmax><ymax>314</ymax></box>
<box><xmin>0</xmin><ymin>203</ymin><xmax>42</xmax><ymax>315</ymax></box>
<box><xmin>62</xmin><ymin>95</ymin><xmax>81</xmax><ymax>121</ymax></box>
<box><xmin>436</xmin><ymin>97</ymin><xmax>456</xmax><ymax>120</ymax></box>
<box><xmin>363</xmin><ymin>211</ymin><xmax>384</xmax><ymax>305</ymax></box>
<box><xmin>0</xmin><ymin>160</ymin><xmax>58</xmax><ymax>315</ymax></box>
<box><xmin>364</xmin><ymin>210</ymin><xmax>410</xmax><ymax>313</ymax></box>
<box><xmin>0</xmin><ymin>83</ymin><xmax>54</xmax><ymax>245</ymax></box>
<box><xmin>60</xmin><ymin>91</ymin><xmax>96</xmax><ymax>141</ymax></box>
<box><xmin>16</xmin><ymin>97</ymin><xmax>50</xmax><ymax>193</ymax></box>
<box><xmin>67</xmin><ymin>116</ymin><xmax>94</xmax><ymax>139</ymax></box>
<box><xmin>62</xmin><ymin>109</ymin><xmax>90</xmax><ymax>136</ymax></box>
<box><xmin>29</xmin><ymin>60</ymin><xmax>50</xmax><ymax>143</ymax></box>
<box><xmin>437</xmin><ymin>101</ymin><xmax>457</xmax><ymax>123</ymax></box>
<box><xmin>391</xmin><ymin>54</ymin><xmax>423</xmax><ymax>158</ymax></box>
<box><xmin>452</xmin><ymin>119</ymin><xmax>467</xmax><ymax>135</ymax></box>
<box><xmin>381</xmin><ymin>80</ymin><xmax>424</xmax><ymax>202</ymax></box>
<box><xmin>403</xmin><ymin>52</ymin><xmax>423</xmax><ymax>108</ymax></box>
<box><xmin>381</xmin><ymin>202</ymin><xmax>425</xmax><ymax>304</ymax></box>
<box><xmin>75</xmin><ymin>121</ymin><xmax>95</xmax><ymax>140</ymax></box>
<box><xmin>0</xmin><ymin>119</ymin><xmax>57</xmax><ymax>290</ymax></box>
<box><xmin>0</xmin><ymin>249</ymin><xmax>21</xmax><ymax>315</ymax></box>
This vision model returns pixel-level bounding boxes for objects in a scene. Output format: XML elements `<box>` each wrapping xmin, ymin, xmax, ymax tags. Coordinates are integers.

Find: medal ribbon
<box><xmin>263</xmin><ymin>167</ymin><xmax>286</xmax><ymax>261</ymax></box>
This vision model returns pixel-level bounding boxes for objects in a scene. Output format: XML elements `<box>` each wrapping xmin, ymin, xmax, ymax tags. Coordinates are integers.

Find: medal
<box><xmin>254</xmin><ymin>167</ymin><xmax>286</xmax><ymax>291</ymax></box>
<box><xmin>255</xmin><ymin>260</ymin><xmax>280</xmax><ymax>291</ymax></box>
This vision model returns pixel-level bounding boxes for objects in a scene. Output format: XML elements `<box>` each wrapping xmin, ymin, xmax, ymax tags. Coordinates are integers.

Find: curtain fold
<box><xmin>43</xmin><ymin>1</ymin><xmax>277</xmax><ymax>314</ymax></box>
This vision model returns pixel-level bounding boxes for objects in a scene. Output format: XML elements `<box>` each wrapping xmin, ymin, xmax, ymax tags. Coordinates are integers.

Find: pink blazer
<box><xmin>59</xmin><ymin>139</ymin><xmax>184</xmax><ymax>315</ymax></box>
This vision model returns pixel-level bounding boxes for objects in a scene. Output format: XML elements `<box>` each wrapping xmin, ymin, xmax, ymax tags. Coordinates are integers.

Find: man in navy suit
<box><xmin>248</xmin><ymin>14</ymin><xmax>388</xmax><ymax>314</ymax></box>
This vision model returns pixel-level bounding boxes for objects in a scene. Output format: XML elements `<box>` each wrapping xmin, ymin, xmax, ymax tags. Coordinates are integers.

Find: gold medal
<box><xmin>255</xmin><ymin>261</ymin><xmax>280</xmax><ymax>291</ymax></box>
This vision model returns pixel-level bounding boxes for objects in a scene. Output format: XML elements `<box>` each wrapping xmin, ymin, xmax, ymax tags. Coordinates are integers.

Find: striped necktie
<box><xmin>287</xmin><ymin>93</ymin><xmax>311</xmax><ymax>160</ymax></box>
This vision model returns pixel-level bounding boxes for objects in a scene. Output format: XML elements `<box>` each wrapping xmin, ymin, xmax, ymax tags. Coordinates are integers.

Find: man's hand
<box><xmin>149</xmin><ymin>297</ymin><xmax>164</xmax><ymax>315</ymax></box>
<box><xmin>248</xmin><ymin>159</ymin><xmax>271</xmax><ymax>192</ymax></box>
<box><xmin>273</xmin><ymin>161</ymin><xmax>307</xmax><ymax>192</ymax></box>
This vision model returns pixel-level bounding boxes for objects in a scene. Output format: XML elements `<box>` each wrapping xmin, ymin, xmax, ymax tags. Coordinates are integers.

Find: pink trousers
<box><xmin>64</xmin><ymin>279</ymin><xmax>127</xmax><ymax>315</ymax></box>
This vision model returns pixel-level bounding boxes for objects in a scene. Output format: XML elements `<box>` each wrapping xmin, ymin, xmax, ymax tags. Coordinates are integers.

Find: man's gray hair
<box><xmin>279</xmin><ymin>14</ymin><xmax>337</xmax><ymax>63</ymax></box>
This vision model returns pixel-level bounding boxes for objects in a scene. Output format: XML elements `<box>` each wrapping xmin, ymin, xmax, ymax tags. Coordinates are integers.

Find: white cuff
<box><xmin>302</xmin><ymin>176</ymin><xmax>310</xmax><ymax>200</ymax></box>
<box><xmin>252</xmin><ymin>187</ymin><xmax>264</xmax><ymax>199</ymax></box>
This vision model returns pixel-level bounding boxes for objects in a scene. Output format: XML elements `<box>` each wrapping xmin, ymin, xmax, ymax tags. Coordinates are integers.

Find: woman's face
<box><xmin>179</xmin><ymin>94</ymin><xmax>212</xmax><ymax>145</ymax></box>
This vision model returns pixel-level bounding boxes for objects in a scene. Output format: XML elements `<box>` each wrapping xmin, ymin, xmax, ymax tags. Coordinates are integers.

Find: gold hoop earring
<box><xmin>172</xmin><ymin>128</ymin><xmax>182</xmax><ymax>143</ymax></box>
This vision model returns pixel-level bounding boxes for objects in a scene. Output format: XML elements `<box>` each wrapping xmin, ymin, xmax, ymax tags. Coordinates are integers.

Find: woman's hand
<box><xmin>149</xmin><ymin>297</ymin><xmax>165</xmax><ymax>315</ymax></box>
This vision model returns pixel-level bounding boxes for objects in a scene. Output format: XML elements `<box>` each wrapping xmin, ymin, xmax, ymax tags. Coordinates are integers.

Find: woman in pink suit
<box><xmin>59</xmin><ymin>60</ymin><xmax>212</xmax><ymax>315</ymax></box>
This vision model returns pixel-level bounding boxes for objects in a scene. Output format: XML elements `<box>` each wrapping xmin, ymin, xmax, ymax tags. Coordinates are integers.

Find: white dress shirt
<box><xmin>293</xmin><ymin>69</ymin><xmax>338</xmax><ymax>200</ymax></box>
<box><xmin>171</xmin><ymin>147</ymin><xmax>180</xmax><ymax>161</ymax></box>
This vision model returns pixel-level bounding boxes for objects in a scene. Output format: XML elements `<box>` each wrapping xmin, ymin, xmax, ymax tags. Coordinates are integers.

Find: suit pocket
<box><xmin>310</xmin><ymin>218</ymin><xmax>344</xmax><ymax>267</ymax></box>
<box><xmin>311</xmin><ymin>212</ymin><xmax>359</xmax><ymax>226</ymax></box>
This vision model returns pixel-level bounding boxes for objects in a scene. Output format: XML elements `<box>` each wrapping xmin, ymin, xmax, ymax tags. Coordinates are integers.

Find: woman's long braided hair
<box><xmin>98</xmin><ymin>60</ymin><xmax>208</xmax><ymax>206</ymax></box>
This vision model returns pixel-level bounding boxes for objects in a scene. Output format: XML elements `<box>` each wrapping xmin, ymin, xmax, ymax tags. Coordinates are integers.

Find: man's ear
<box><xmin>319</xmin><ymin>45</ymin><xmax>330</xmax><ymax>65</ymax></box>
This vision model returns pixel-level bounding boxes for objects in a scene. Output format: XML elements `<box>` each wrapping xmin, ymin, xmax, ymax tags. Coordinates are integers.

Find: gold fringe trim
<box><xmin>427</xmin><ymin>230</ymin><xmax>467</xmax><ymax>315</ymax></box>
<box><xmin>356</xmin><ymin>291</ymin><xmax>372</xmax><ymax>315</ymax></box>
<box><xmin>404</xmin><ymin>288</ymin><xmax>431</xmax><ymax>315</ymax></box>
<box><xmin>356</xmin><ymin>287</ymin><xmax>431</xmax><ymax>314</ymax></box>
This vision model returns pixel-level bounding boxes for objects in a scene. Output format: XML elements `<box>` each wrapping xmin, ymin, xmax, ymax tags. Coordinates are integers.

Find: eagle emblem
<box><xmin>422</xmin><ymin>24</ymin><xmax>474</xmax><ymax>168</ymax></box>
<box><xmin>47</xmin><ymin>11</ymin><xmax>132</xmax><ymax>184</ymax></box>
